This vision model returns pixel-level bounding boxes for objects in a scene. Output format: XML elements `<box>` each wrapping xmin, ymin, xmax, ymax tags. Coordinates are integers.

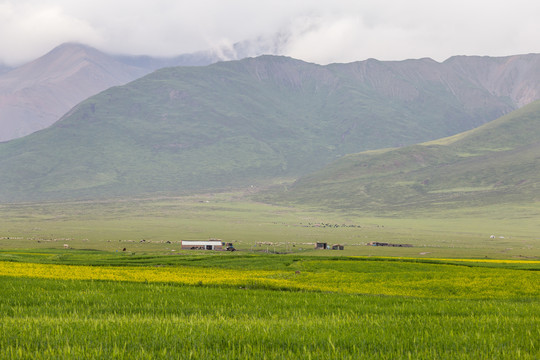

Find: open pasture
<box><xmin>0</xmin><ymin>194</ymin><xmax>539</xmax><ymax>259</ymax></box>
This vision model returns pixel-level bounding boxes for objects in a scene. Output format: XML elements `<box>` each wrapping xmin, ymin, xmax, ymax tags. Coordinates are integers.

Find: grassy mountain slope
<box><xmin>1</xmin><ymin>36</ymin><xmax>338</xmax><ymax>142</ymax></box>
<box><xmin>0</xmin><ymin>43</ymin><xmax>151</xmax><ymax>142</ymax></box>
<box><xmin>0</xmin><ymin>43</ymin><xmax>226</xmax><ymax>142</ymax></box>
<box><xmin>264</xmin><ymin>100</ymin><xmax>540</xmax><ymax>211</ymax></box>
<box><xmin>0</xmin><ymin>55</ymin><xmax>538</xmax><ymax>203</ymax></box>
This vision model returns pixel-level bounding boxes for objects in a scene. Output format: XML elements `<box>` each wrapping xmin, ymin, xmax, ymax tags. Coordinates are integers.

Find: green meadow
<box><xmin>0</xmin><ymin>193</ymin><xmax>539</xmax><ymax>259</ymax></box>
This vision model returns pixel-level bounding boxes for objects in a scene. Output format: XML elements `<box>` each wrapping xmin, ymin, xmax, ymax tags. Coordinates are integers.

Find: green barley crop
<box><xmin>1</xmin><ymin>277</ymin><xmax>538</xmax><ymax>359</ymax></box>
<box><xmin>1</xmin><ymin>255</ymin><xmax>538</xmax><ymax>359</ymax></box>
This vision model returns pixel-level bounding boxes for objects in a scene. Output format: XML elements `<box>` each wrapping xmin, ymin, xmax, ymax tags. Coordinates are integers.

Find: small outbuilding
<box><xmin>331</xmin><ymin>244</ymin><xmax>344</xmax><ymax>250</ymax></box>
<box><xmin>181</xmin><ymin>239</ymin><xmax>223</xmax><ymax>250</ymax></box>
<box><xmin>315</xmin><ymin>242</ymin><xmax>328</xmax><ymax>249</ymax></box>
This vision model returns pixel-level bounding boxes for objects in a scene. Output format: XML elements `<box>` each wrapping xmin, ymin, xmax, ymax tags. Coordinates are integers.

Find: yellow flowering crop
<box><xmin>1</xmin><ymin>260</ymin><xmax>538</xmax><ymax>299</ymax></box>
<box><xmin>352</xmin><ymin>256</ymin><xmax>540</xmax><ymax>264</ymax></box>
<box><xmin>0</xmin><ymin>261</ymin><xmax>280</xmax><ymax>287</ymax></box>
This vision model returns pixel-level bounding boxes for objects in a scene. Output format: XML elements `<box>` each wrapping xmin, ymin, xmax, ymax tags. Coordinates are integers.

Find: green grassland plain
<box><xmin>0</xmin><ymin>192</ymin><xmax>538</xmax><ymax>259</ymax></box>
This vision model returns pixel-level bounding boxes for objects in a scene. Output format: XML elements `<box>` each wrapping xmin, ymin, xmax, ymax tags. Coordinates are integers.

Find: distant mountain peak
<box><xmin>0</xmin><ymin>43</ymin><xmax>223</xmax><ymax>142</ymax></box>
<box><xmin>0</xmin><ymin>43</ymin><xmax>150</xmax><ymax>141</ymax></box>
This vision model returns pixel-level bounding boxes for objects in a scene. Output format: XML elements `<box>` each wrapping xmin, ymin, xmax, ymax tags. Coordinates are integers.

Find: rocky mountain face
<box><xmin>443</xmin><ymin>54</ymin><xmax>540</xmax><ymax>107</ymax></box>
<box><xmin>329</xmin><ymin>53</ymin><xmax>540</xmax><ymax>116</ymax></box>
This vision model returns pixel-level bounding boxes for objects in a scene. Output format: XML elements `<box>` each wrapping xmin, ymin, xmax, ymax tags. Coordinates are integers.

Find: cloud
<box><xmin>281</xmin><ymin>15</ymin><xmax>417</xmax><ymax>64</ymax></box>
<box><xmin>0</xmin><ymin>2</ymin><xmax>100</xmax><ymax>65</ymax></box>
<box><xmin>1</xmin><ymin>0</ymin><xmax>539</xmax><ymax>66</ymax></box>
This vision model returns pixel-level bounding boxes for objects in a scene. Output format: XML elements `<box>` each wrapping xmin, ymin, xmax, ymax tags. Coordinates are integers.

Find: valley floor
<box><xmin>0</xmin><ymin>193</ymin><xmax>539</xmax><ymax>259</ymax></box>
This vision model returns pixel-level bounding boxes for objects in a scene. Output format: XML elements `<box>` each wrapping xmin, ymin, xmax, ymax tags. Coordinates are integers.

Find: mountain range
<box><xmin>0</xmin><ymin>38</ymin><xmax>296</xmax><ymax>143</ymax></box>
<box><xmin>0</xmin><ymin>52</ymin><xmax>539</xmax><ymax>203</ymax></box>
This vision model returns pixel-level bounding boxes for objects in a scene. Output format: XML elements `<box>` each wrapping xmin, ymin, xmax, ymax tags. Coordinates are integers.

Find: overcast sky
<box><xmin>1</xmin><ymin>0</ymin><xmax>539</xmax><ymax>66</ymax></box>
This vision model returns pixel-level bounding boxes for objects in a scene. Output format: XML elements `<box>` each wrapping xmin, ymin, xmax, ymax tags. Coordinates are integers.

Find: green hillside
<box><xmin>0</xmin><ymin>55</ymin><xmax>529</xmax><ymax>202</ymax></box>
<box><xmin>264</xmin><ymin>100</ymin><xmax>540</xmax><ymax>211</ymax></box>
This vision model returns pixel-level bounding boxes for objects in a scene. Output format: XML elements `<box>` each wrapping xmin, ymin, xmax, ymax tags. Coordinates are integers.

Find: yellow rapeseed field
<box><xmin>0</xmin><ymin>261</ymin><xmax>279</xmax><ymax>286</ymax></box>
<box><xmin>352</xmin><ymin>256</ymin><xmax>540</xmax><ymax>264</ymax></box>
<box><xmin>1</xmin><ymin>260</ymin><xmax>538</xmax><ymax>299</ymax></box>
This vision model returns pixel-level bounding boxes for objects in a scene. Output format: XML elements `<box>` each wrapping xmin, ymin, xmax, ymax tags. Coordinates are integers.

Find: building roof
<box><xmin>181</xmin><ymin>240</ymin><xmax>222</xmax><ymax>246</ymax></box>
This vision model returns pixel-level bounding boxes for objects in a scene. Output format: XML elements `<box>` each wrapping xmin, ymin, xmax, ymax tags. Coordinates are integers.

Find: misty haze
<box><xmin>1</xmin><ymin>1</ymin><xmax>539</xmax><ymax>359</ymax></box>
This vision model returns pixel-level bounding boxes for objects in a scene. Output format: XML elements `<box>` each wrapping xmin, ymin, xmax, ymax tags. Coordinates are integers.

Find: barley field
<box><xmin>1</xmin><ymin>253</ymin><xmax>538</xmax><ymax>359</ymax></box>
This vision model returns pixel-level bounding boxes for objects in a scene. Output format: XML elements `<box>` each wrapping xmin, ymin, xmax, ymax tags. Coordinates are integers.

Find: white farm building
<box><xmin>181</xmin><ymin>239</ymin><xmax>223</xmax><ymax>250</ymax></box>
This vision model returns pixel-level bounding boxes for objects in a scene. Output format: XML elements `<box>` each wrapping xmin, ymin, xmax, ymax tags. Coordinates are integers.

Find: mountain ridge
<box><xmin>443</xmin><ymin>53</ymin><xmax>540</xmax><ymax>107</ymax></box>
<box><xmin>0</xmin><ymin>53</ymin><xmax>539</xmax><ymax>203</ymax></box>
